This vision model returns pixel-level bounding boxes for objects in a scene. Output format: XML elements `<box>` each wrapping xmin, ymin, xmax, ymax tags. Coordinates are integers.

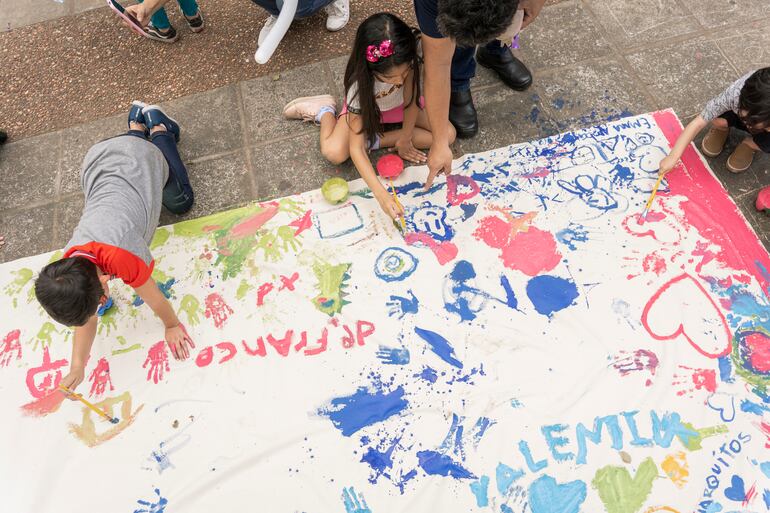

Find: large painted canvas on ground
<box><xmin>1</xmin><ymin>110</ymin><xmax>770</xmax><ymax>513</ymax></box>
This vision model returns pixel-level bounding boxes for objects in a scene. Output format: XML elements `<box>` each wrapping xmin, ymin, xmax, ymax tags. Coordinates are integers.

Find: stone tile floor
<box><xmin>0</xmin><ymin>0</ymin><xmax>769</xmax><ymax>263</ymax></box>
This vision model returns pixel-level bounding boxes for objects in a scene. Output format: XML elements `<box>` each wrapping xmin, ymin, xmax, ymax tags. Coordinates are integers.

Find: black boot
<box><xmin>476</xmin><ymin>46</ymin><xmax>532</xmax><ymax>91</ymax></box>
<box><xmin>449</xmin><ymin>90</ymin><xmax>479</xmax><ymax>139</ymax></box>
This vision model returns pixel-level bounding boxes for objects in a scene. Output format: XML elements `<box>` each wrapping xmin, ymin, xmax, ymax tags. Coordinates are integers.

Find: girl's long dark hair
<box><xmin>344</xmin><ymin>12</ymin><xmax>421</xmax><ymax>147</ymax></box>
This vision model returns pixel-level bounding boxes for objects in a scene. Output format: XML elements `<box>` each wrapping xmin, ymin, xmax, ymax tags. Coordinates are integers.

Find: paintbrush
<box><xmin>390</xmin><ymin>180</ymin><xmax>406</xmax><ymax>233</ymax></box>
<box><xmin>638</xmin><ymin>173</ymin><xmax>664</xmax><ymax>225</ymax></box>
<box><xmin>59</xmin><ymin>384</ymin><xmax>119</xmax><ymax>424</ymax></box>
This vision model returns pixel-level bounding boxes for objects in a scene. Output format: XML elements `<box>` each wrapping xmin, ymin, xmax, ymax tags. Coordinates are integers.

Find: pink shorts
<box><xmin>340</xmin><ymin>96</ymin><xmax>426</xmax><ymax>124</ymax></box>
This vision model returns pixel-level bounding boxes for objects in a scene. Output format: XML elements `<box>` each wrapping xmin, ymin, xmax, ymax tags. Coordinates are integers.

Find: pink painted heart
<box><xmin>641</xmin><ymin>274</ymin><xmax>732</xmax><ymax>358</ymax></box>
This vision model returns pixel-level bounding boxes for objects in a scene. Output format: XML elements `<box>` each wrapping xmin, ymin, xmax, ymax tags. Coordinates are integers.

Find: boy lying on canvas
<box><xmin>34</xmin><ymin>102</ymin><xmax>196</xmax><ymax>395</ymax></box>
<box><xmin>659</xmin><ymin>67</ymin><xmax>770</xmax><ymax>212</ymax></box>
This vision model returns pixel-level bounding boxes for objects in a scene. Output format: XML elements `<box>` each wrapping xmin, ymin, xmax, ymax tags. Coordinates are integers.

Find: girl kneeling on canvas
<box><xmin>283</xmin><ymin>12</ymin><xmax>456</xmax><ymax>220</ymax></box>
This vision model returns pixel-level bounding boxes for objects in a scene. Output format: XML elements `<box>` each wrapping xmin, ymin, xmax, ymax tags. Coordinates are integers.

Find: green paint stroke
<box><xmin>680</xmin><ymin>422</ymin><xmax>728</xmax><ymax>451</ymax></box>
<box><xmin>98</xmin><ymin>304</ymin><xmax>119</xmax><ymax>336</ymax></box>
<box><xmin>236</xmin><ymin>280</ymin><xmax>252</xmax><ymax>300</ymax></box>
<box><xmin>178</xmin><ymin>295</ymin><xmax>202</xmax><ymax>326</ymax></box>
<box><xmin>31</xmin><ymin>322</ymin><xmax>59</xmax><ymax>350</ymax></box>
<box><xmin>4</xmin><ymin>268</ymin><xmax>34</xmax><ymax>307</ymax></box>
<box><xmin>113</xmin><ymin>344</ymin><xmax>142</xmax><ymax>355</ymax></box>
<box><xmin>150</xmin><ymin>227</ymin><xmax>171</xmax><ymax>250</ymax></box>
<box><xmin>172</xmin><ymin>200</ymin><xmax>305</xmax><ymax>281</ymax></box>
<box><xmin>312</xmin><ymin>260</ymin><xmax>351</xmax><ymax>316</ymax></box>
<box><xmin>592</xmin><ymin>457</ymin><xmax>657</xmax><ymax>513</ymax></box>
<box><xmin>731</xmin><ymin>326</ymin><xmax>770</xmax><ymax>393</ymax></box>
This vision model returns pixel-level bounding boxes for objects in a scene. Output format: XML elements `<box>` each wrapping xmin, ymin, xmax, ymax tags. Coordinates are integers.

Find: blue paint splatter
<box><xmin>342</xmin><ymin>487</ymin><xmax>372</xmax><ymax>513</ymax></box>
<box><xmin>133</xmin><ymin>278</ymin><xmax>176</xmax><ymax>307</ymax></box>
<box><xmin>529</xmin><ymin>106</ymin><xmax>541</xmax><ymax>123</ymax></box>
<box><xmin>610</xmin><ymin>163</ymin><xmax>633</xmax><ymax>183</ymax></box>
<box><xmin>763</xmin><ymin>489</ymin><xmax>770</xmax><ymax>509</ymax></box>
<box><xmin>460</xmin><ymin>203</ymin><xmax>478</xmax><ymax>220</ymax></box>
<box><xmin>415</xmin><ymin>327</ymin><xmax>463</xmax><ymax>368</ymax></box>
<box><xmin>551</xmin><ymin>98</ymin><xmax>565</xmax><ymax>110</ymax></box>
<box><xmin>374</xmin><ymin>247</ymin><xmax>418</xmax><ymax>282</ymax></box>
<box><xmin>415</xmin><ymin>366</ymin><xmax>438</xmax><ymax>383</ymax></box>
<box><xmin>319</xmin><ymin>386</ymin><xmax>408</xmax><ymax>436</ymax></box>
<box><xmin>526</xmin><ymin>275</ymin><xmax>579</xmax><ymax>317</ymax></box>
<box><xmin>133</xmin><ymin>488</ymin><xmax>168</xmax><ymax>513</ymax></box>
<box><xmin>741</xmin><ymin>399</ymin><xmax>770</xmax><ymax>416</ymax></box>
<box><xmin>760</xmin><ymin>461</ymin><xmax>770</xmax><ymax>478</ymax></box>
<box><xmin>718</xmin><ymin>356</ymin><xmax>733</xmax><ymax>383</ymax></box>
<box><xmin>555</xmin><ymin>224</ymin><xmax>589</xmax><ymax>251</ymax></box>
<box><xmin>416</xmin><ymin>450</ymin><xmax>476</xmax><ymax>479</ymax></box>
<box><xmin>528</xmin><ymin>475</ymin><xmax>586</xmax><ymax>513</ymax></box>
<box><xmin>361</xmin><ymin>438</ymin><xmax>399</xmax><ymax>483</ymax></box>
<box><xmin>469</xmin><ymin>475</ymin><xmax>490</xmax><ymax>507</ymax></box>
<box><xmin>376</xmin><ymin>345</ymin><xmax>410</xmax><ymax>365</ymax></box>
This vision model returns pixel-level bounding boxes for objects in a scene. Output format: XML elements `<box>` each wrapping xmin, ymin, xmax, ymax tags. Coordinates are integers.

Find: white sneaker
<box><xmin>325</xmin><ymin>0</ymin><xmax>349</xmax><ymax>32</ymax></box>
<box><xmin>258</xmin><ymin>14</ymin><xmax>278</xmax><ymax>46</ymax></box>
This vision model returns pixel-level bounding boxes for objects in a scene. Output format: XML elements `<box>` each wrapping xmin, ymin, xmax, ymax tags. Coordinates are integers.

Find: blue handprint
<box><xmin>376</xmin><ymin>345</ymin><xmax>410</xmax><ymax>365</ymax></box>
<box><xmin>342</xmin><ymin>487</ymin><xmax>372</xmax><ymax>513</ymax></box>
<box><xmin>386</xmin><ymin>290</ymin><xmax>419</xmax><ymax>319</ymax></box>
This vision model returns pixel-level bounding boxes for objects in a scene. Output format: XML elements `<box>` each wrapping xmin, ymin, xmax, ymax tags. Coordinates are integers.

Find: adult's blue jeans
<box><xmin>250</xmin><ymin>0</ymin><xmax>335</xmax><ymax>18</ymax></box>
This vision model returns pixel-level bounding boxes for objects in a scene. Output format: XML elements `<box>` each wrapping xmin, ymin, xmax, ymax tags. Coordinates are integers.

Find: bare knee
<box><xmin>447</xmin><ymin>123</ymin><xmax>457</xmax><ymax>144</ymax></box>
<box><xmin>712</xmin><ymin>117</ymin><xmax>729</xmax><ymax>129</ymax></box>
<box><xmin>320</xmin><ymin>141</ymin><xmax>349</xmax><ymax>165</ymax></box>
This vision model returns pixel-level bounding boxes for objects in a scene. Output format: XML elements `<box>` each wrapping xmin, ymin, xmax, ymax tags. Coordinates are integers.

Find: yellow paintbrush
<box><xmin>59</xmin><ymin>384</ymin><xmax>119</xmax><ymax>424</ymax></box>
<box><xmin>390</xmin><ymin>181</ymin><xmax>406</xmax><ymax>232</ymax></box>
<box><xmin>639</xmin><ymin>173</ymin><xmax>664</xmax><ymax>224</ymax></box>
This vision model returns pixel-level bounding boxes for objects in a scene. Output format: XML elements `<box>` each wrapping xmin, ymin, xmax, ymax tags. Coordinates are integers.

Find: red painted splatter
<box><xmin>229</xmin><ymin>201</ymin><xmax>281</xmax><ymax>238</ymax></box>
<box><xmin>652</xmin><ymin>110</ymin><xmax>770</xmax><ymax>293</ymax></box>
<box><xmin>744</xmin><ymin>331</ymin><xmax>770</xmax><ymax>373</ymax></box>
<box><xmin>642</xmin><ymin>253</ymin><xmax>667</xmax><ymax>275</ymax></box>
<box><xmin>404</xmin><ymin>232</ymin><xmax>458</xmax><ymax>265</ymax></box>
<box><xmin>690</xmin><ymin>368</ymin><xmax>717</xmax><ymax>393</ymax></box>
<box><xmin>0</xmin><ymin>329</ymin><xmax>22</xmax><ymax>367</ymax></box>
<box><xmin>289</xmin><ymin>210</ymin><xmax>313</xmax><ymax>236</ymax></box>
<box><xmin>474</xmin><ymin>213</ymin><xmax>561</xmax><ymax>276</ymax></box>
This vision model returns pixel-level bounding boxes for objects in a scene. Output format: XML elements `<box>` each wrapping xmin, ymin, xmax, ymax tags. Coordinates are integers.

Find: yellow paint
<box><xmin>643</xmin><ymin>507</ymin><xmax>681</xmax><ymax>513</ymax></box>
<box><xmin>661</xmin><ymin>452</ymin><xmax>689</xmax><ymax>488</ymax></box>
<box><xmin>68</xmin><ymin>392</ymin><xmax>144</xmax><ymax>447</ymax></box>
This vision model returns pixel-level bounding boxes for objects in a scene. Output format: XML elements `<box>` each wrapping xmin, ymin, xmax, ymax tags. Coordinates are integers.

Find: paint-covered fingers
<box><xmin>377</xmin><ymin>194</ymin><xmax>405</xmax><ymax>220</ymax></box>
<box><xmin>165</xmin><ymin>325</ymin><xmax>190</xmax><ymax>361</ymax></box>
<box><xmin>59</xmin><ymin>367</ymin><xmax>85</xmax><ymax>400</ymax></box>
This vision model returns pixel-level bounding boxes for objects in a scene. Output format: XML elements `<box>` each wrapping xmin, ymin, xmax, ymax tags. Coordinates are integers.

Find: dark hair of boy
<box><xmin>437</xmin><ymin>0</ymin><xmax>520</xmax><ymax>48</ymax></box>
<box><xmin>35</xmin><ymin>257</ymin><xmax>103</xmax><ymax>327</ymax></box>
<box><xmin>344</xmin><ymin>12</ymin><xmax>422</xmax><ymax>148</ymax></box>
<box><xmin>739</xmin><ymin>67</ymin><xmax>770</xmax><ymax>131</ymax></box>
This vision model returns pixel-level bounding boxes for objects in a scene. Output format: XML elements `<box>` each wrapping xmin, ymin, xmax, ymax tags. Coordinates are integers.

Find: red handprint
<box><xmin>88</xmin><ymin>357</ymin><xmax>115</xmax><ymax>397</ymax></box>
<box><xmin>204</xmin><ymin>293</ymin><xmax>234</xmax><ymax>329</ymax></box>
<box><xmin>0</xmin><ymin>329</ymin><xmax>22</xmax><ymax>368</ymax></box>
<box><xmin>143</xmin><ymin>341</ymin><xmax>170</xmax><ymax>384</ymax></box>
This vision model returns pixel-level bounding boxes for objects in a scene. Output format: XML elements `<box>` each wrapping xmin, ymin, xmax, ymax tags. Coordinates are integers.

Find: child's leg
<box><xmin>127</xmin><ymin>121</ymin><xmax>147</xmax><ymax>139</ymax></box>
<box><xmin>137</xmin><ymin>0</ymin><xmax>171</xmax><ymax>29</ymax></box>
<box><xmin>177</xmin><ymin>0</ymin><xmax>200</xmax><ymax>16</ymax></box>
<box><xmin>319</xmin><ymin>113</ymin><xmax>351</xmax><ymax>165</ymax></box>
<box><xmin>148</xmin><ymin>126</ymin><xmax>195</xmax><ymax>214</ymax></box>
<box><xmin>379</xmin><ymin>109</ymin><xmax>457</xmax><ymax>150</ymax></box>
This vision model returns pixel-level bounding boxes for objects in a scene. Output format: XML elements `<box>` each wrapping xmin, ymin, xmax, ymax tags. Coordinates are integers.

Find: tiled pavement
<box><xmin>1</xmin><ymin>0</ymin><xmax>769</xmax><ymax>263</ymax></box>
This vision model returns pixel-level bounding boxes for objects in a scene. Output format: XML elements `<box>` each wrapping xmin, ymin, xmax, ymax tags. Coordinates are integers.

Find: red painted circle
<box><xmin>377</xmin><ymin>154</ymin><xmax>404</xmax><ymax>178</ymax></box>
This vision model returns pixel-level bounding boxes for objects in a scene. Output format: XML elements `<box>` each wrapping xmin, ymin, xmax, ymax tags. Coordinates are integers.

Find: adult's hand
<box><xmin>425</xmin><ymin>142</ymin><xmax>453</xmax><ymax>189</ymax></box>
<box><xmin>519</xmin><ymin>0</ymin><xmax>547</xmax><ymax>29</ymax></box>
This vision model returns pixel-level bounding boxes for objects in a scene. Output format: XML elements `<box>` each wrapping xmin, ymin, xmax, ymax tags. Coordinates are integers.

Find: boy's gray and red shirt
<box><xmin>64</xmin><ymin>136</ymin><xmax>169</xmax><ymax>288</ymax></box>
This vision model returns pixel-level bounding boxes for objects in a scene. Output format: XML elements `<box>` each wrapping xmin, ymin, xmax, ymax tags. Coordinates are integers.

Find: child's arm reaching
<box><xmin>348</xmin><ymin>114</ymin><xmax>405</xmax><ymax>220</ymax></box>
<box><xmin>395</xmin><ymin>70</ymin><xmax>427</xmax><ymax>164</ymax></box>
<box><xmin>659</xmin><ymin>115</ymin><xmax>709</xmax><ymax>175</ymax></box>
<box><xmin>135</xmin><ymin>279</ymin><xmax>195</xmax><ymax>360</ymax></box>
<box><xmin>60</xmin><ymin>315</ymin><xmax>98</xmax><ymax>397</ymax></box>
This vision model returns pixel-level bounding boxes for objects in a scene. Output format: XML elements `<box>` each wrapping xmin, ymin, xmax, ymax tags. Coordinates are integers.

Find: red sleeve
<box><xmin>67</xmin><ymin>243</ymin><xmax>154</xmax><ymax>288</ymax></box>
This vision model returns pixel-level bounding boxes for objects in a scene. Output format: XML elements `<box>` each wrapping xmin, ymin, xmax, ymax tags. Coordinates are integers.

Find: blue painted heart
<box><xmin>724</xmin><ymin>475</ymin><xmax>747</xmax><ymax>502</ymax></box>
<box><xmin>528</xmin><ymin>474</ymin><xmax>587</xmax><ymax>513</ymax></box>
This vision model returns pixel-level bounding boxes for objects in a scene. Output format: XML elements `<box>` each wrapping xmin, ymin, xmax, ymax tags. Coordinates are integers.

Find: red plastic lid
<box><xmin>377</xmin><ymin>154</ymin><xmax>404</xmax><ymax>178</ymax></box>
